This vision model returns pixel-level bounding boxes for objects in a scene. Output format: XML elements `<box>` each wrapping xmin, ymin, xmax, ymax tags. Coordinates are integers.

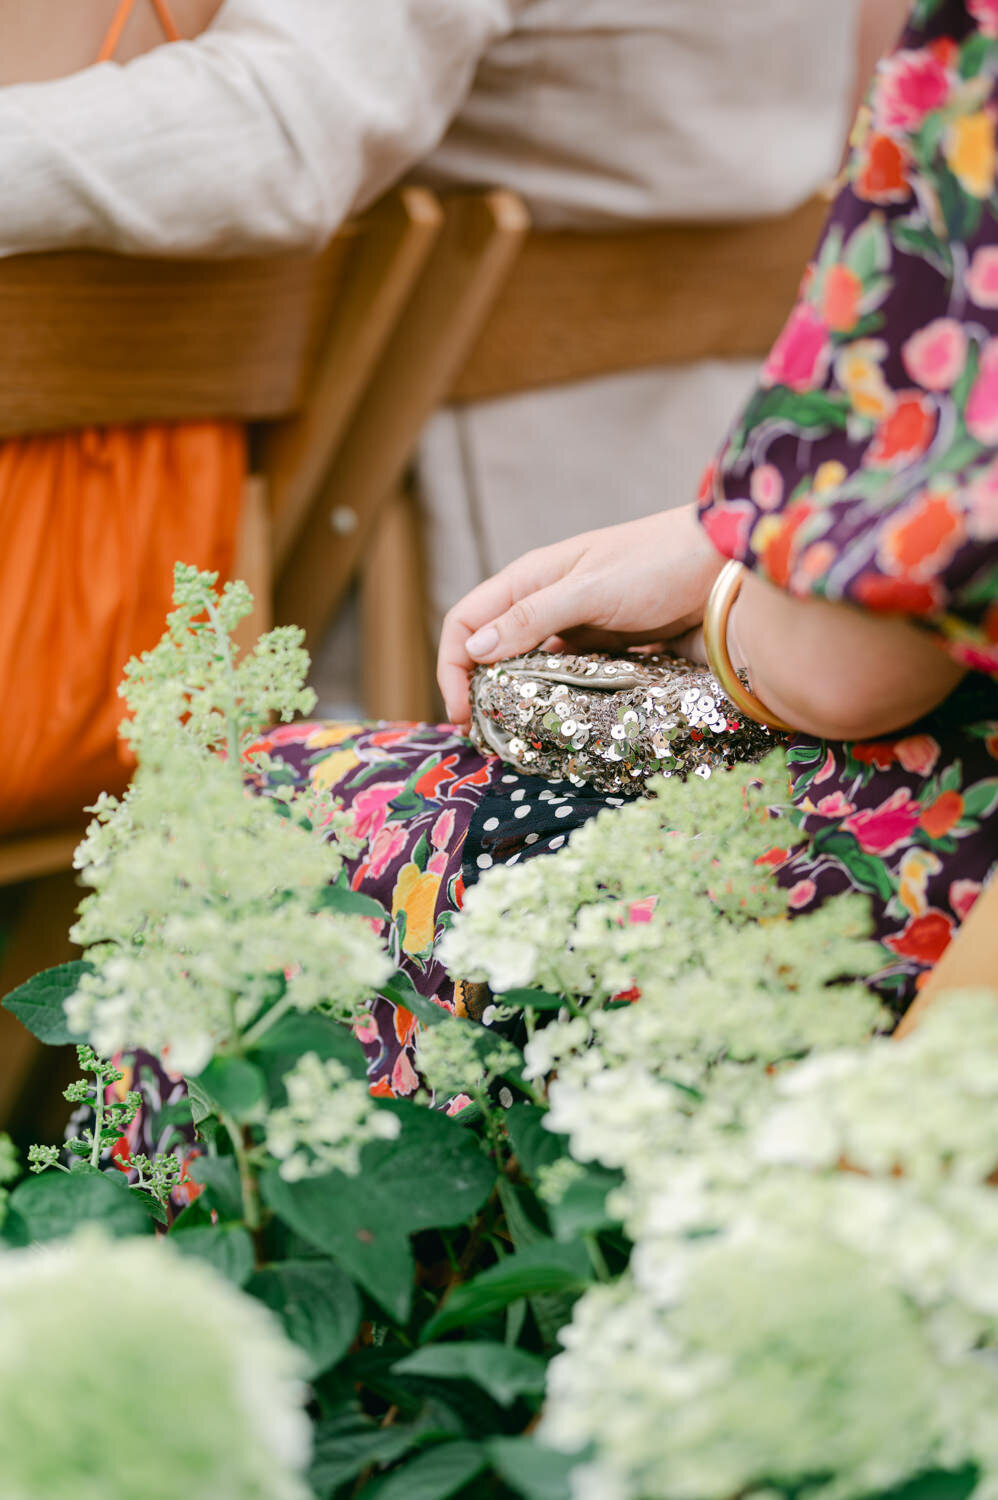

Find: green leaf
<box><xmin>187</xmin><ymin>1155</ymin><xmax>244</xmax><ymax>1221</ymax></box>
<box><xmin>873</xmin><ymin>1468</ymin><xmax>979</xmax><ymax>1500</ymax></box>
<box><xmin>10</xmin><ymin>1166</ymin><xmax>153</xmax><ymax>1243</ymax></box>
<box><xmin>487</xmin><ymin>1437</ymin><xmax>576</xmax><ymax>1500</ymax></box>
<box><xmin>382</xmin><ymin>974</ymin><xmax>449</xmax><ymax>1029</ymax></box>
<box><xmin>2</xmin><ymin>960</ymin><xmax>91</xmax><ymax>1045</ymax></box>
<box><xmin>959</xmin><ymin>557</ymin><xmax>998</xmax><ymax>608</ymax></box>
<box><xmin>192</xmin><ymin>1055</ymin><xmax>266</xmax><ymax>1122</ymax></box>
<box><xmin>253</xmin><ymin>1010</ymin><xmax>369</xmax><ymax>1083</ymax></box>
<box><xmin>393</xmin><ymin>1342</ymin><xmax>547</xmax><ymax>1408</ymax></box>
<box><xmin>263</xmin><ymin>1167</ymin><xmax>413</xmax><ymax>1322</ymax></box>
<box><xmin>422</xmin><ymin>1240</ymin><xmax>591</xmax><ymax>1341</ymax></box>
<box><xmin>499</xmin><ymin>988</ymin><xmax>566</xmax><ymax>1012</ymax></box>
<box><xmin>248</xmin><ymin>1259</ymin><xmax>361</xmax><ymax>1378</ymax></box>
<box><xmin>505</xmin><ymin>1104</ymin><xmax>564</xmax><ymax>1181</ymax></box>
<box><xmin>170</xmin><ymin>1223</ymin><xmax>255</xmax><ymax>1286</ymax></box>
<box><xmin>309</xmin><ymin>1415</ymin><xmax>422</xmax><ymax>1498</ymax></box>
<box><xmin>133</xmin><ymin>1189</ymin><xmax>169</xmax><ymax>1227</ymax></box>
<box><xmin>960</xmin><ymin>778</ymin><xmax>998</xmax><ymax>820</ymax></box>
<box><xmin>262</xmin><ymin>1103</ymin><xmax>494</xmax><ymax>1321</ymax></box>
<box><xmin>891</xmin><ymin>217</ymin><xmax>952</xmax><ymax>276</ymax></box>
<box><xmin>0</xmin><ymin>1206</ymin><xmax>30</xmax><ymax>1247</ymax></box>
<box><xmin>845</xmin><ymin>214</ymin><xmax>889</xmax><ymax>283</ymax></box>
<box><xmin>362</xmin><ymin>1440</ymin><xmax>487</xmax><ymax>1500</ymax></box>
<box><xmin>809</xmin><ymin>829</ymin><xmax>896</xmax><ymax>903</ymax></box>
<box><xmin>742</xmin><ymin>388</ymin><xmax>851</xmax><ymax>438</ymax></box>
<box><xmin>960</xmin><ymin>32</ymin><xmax>998</xmax><ymax>79</ymax></box>
<box><xmin>547</xmin><ymin>1165</ymin><xmax>622</xmax><ymax>1241</ymax></box>
<box><xmin>319</xmin><ymin>881</ymin><xmax>386</xmax><ymax>920</ymax></box>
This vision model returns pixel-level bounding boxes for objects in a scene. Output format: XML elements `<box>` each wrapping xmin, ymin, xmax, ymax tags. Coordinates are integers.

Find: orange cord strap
<box><xmin>96</xmin><ymin>0</ymin><xmax>137</xmax><ymax>62</ymax></box>
<box><xmin>150</xmin><ymin>0</ymin><xmax>182</xmax><ymax>43</ymax></box>
<box><xmin>97</xmin><ymin>0</ymin><xmax>181</xmax><ymax>63</ymax></box>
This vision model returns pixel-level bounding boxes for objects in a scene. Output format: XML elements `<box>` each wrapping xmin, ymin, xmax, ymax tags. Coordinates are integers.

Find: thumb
<box><xmin>464</xmin><ymin>578</ymin><xmax>591</xmax><ymax>664</ymax></box>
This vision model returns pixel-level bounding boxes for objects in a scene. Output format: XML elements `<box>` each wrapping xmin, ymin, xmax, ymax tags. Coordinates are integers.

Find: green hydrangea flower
<box><xmin>0</xmin><ymin>1232</ymin><xmax>312</xmax><ymax>1500</ymax></box>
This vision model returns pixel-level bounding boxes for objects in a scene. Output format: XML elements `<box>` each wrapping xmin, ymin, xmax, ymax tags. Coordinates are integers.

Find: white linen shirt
<box><xmin>0</xmin><ymin>0</ymin><xmax>856</xmax><ymax>255</ymax></box>
<box><xmin>0</xmin><ymin>0</ymin><xmax>861</xmax><ymax>681</ymax></box>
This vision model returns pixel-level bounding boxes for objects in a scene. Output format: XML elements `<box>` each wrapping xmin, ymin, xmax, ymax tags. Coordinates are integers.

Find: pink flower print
<box><xmin>894</xmin><ymin>733</ymin><xmax>941</xmax><ymax>777</ymax></box>
<box><xmin>392</xmin><ymin>1049</ymin><xmax>419</xmax><ymax>1097</ymax></box>
<box><xmin>968</xmin><ymin>458</ymin><xmax>998</xmax><ymax>539</ymax></box>
<box><xmin>901</xmin><ymin>318</ymin><xmax>967</xmax><ymax>391</ymax></box>
<box><xmin>843</xmin><ymin>787</ymin><xmax>922</xmax><ymax>856</ymax></box>
<box><xmin>949</xmin><ymin>878</ymin><xmax>982</xmax><ymax>921</ymax></box>
<box><xmin>814</xmin><ymin>747</ymin><xmax>837</xmax><ymax>785</ymax></box>
<box><xmin>952</xmin><ymin>640</ymin><xmax>998</xmax><ymax>674</ymax></box>
<box><xmin>353</xmin><ymin>1014</ymin><xmax>380</xmax><ymax>1045</ymax></box>
<box><xmin>427</xmin><ymin>849</ymin><xmax>449</xmax><ymax>877</ymax></box>
<box><xmin>446</xmin><ymin>1094</ymin><xmax>474</xmax><ymax>1117</ymax></box>
<box><xmin>750</xmin><ymin>464</ymin><xmax>784</xmax><ymax>512</ymax></box>
<box><xmin>367</xmin><ymin>822</ymin><xmax>409</xmax><ymax>880</ymax></box>
<box><xmin>970</xmin><ymin>0</ymin><xmax>998</xmax><ymax>36</ymax></box>
<box><xmin>965</xmin><ymin>245</ymin><xmax>998</xmax><ymax>308</ymax></box>
<box><xmin>966</xmin><ymin>339</ymin><xmax>998</xmax><ymax>444</ymax></box>
<box><xmin>787</xmin><ymin>879</ymin><xmax>817</xmax><ymax>911</ymax></box>
<box><xmin>815</xmin><ymin>792</ymin><xmax>854</xmax><ymax>818</ymax></box>
<box><xmin>627</xmin><ymin>896</ymin><xmax>658</xmax><ymax>925</ymax></box>
<box><xmin>761</xmin><ymin>303</ymin><xmax>831</xmax><ymax>393</ymax></box>
<box><xmin>875</xmin><ymin>47</ymin><xmax>951</xmax><ymax>134</ymax></box>
<box><xmin>700</xmin><ymin>500</ymin><xmax>755</xmax><ymax>561</ymax></box>
<box><xmin>430</xmin><ymin>808</ymin><xmax>456</xmax><ymax>850</ymax></box>
<box><xmin>349</xmin><ymin>780</ymin><xmax>406</xmax><ymax>841</ymax></box>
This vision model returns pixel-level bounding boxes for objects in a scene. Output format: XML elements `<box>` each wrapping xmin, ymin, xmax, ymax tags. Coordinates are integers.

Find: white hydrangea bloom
<box><xmin>266</xmin><ymin>1052</ymin><xmax>400</xmax><ymax>1180</ymax></box>
<box><xmin>65</xmin><ymin>751</ymin><xmax>391</xmax><ymax>1072</ymax></box>
<box><xmin>0</xmin><ymin>1232</ymin><xmax>312</xmax><ymax>1500</ymax></box>
<box><xmin>755</xmin><ymin>990</ymin><xmax>998</xmax><ymax>1185</ymax></box>
<box><xmin>543</xmin><ymin>1241</ymin><xmax>998</xmax><ymax>1500</ymax></box>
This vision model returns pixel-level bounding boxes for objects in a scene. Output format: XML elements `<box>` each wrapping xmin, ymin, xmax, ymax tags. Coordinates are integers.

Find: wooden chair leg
<box><xmin>231</xmin><ymin>475</ymin><xmax>273</xmax><ymax>657</ymax></box>
<box><xmin>0</xmin><ymin>869</ymin><xmax>81</xmax><ymax>1130</ymax></box>
<box><xmin>360</xmin><ymin>481</ymin><xmax>437</xmax><ymax>722</ymax></box>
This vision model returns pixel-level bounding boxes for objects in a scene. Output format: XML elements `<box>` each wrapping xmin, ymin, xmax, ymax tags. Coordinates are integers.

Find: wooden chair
<box><xmin>894</xmin><ymin>874</ymin><xmax>998</xmax><ymax>1037</ymax></box>
<box><xmin>273</xmin><ymin>191</ymin><xmax>828</xmax><ymax>720</ymax></box>
<box><xmin>0</xmin><ymin>185</ymin><xmax>444</xmax><ymax>1127</ymax></box>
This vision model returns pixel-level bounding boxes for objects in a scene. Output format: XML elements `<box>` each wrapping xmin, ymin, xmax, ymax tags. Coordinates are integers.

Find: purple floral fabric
<box><xmin>700</xmin><ymin>0</ymin><xmax>998</xmax><ymax>1011</ymax></box>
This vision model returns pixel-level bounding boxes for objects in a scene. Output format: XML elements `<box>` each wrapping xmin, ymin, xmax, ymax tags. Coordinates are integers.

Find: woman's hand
<box><xmin>436</xmin><ymin>505</ymin><xmax>723</xmax><ymax>726</ymax></box>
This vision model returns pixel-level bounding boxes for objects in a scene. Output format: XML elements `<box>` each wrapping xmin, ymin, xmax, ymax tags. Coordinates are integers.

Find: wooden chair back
<box><xmin>274</xmin><ymin>189</ymin><xmax>827</xmax><ymax>718</ymax></box>
<box><xmin>0</xmin><ymin>186</ymin><xmax>444</xmax><ymax>1128</ymax></box>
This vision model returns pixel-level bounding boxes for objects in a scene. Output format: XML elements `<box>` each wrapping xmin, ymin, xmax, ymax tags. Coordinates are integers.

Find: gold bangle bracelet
<box><xmin>702</xmin><ymin>560</ymin><xmax>796</xmax><ymax>735</ymax></box>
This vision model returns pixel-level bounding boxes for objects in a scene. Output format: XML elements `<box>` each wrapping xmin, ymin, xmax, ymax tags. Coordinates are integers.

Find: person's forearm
<box><xmin>0</xmin><ymin>0</ymin><xmax>512</xmax><ymax>258</ymax></box>
<box><xmin>730</xmin><ymin>570</ymin><xmax>966</xmax><ymax>742</ymax></box>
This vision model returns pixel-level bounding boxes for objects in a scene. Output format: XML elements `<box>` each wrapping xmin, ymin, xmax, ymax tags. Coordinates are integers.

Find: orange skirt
<box><xmin>0</xmin><ymin>421</ymin><xmax>245</xmax><ymax>836</ymax></box>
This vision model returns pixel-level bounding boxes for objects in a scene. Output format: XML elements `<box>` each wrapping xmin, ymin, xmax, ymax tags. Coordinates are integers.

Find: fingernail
<box><xmin>465</xmin><ymin>625</ymin><xmax>499</xmax><ymax>658</ymax></box>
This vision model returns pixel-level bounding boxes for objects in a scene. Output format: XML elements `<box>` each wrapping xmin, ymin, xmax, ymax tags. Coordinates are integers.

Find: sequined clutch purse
<box><xmin>469</xmin><ymin>650</ymin><xmax>784</xmax><ymax>795</ymax></box>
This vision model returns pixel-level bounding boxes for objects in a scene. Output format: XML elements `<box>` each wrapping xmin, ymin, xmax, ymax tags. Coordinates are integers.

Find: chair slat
<box><xmin>450</xmin><ymin>194</ymin><xmax>828</xmax><ymax>403</ymax></box>
<box><xmin>274</xmin><ymin>190</ymin><xmax>530</xmax><ymax>649</ymax></box>
<box><xmin>0</xmin><ymin>237</ymin><xmax>352</xmax><ymax>434</ymax></box>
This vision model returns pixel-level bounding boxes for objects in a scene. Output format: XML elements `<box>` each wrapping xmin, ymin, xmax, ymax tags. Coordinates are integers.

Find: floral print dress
<box><xmin>123</xmin><ymin>0</ymin><xmax>998</xmax><ymax>1182</ymax></box>
<box><xmin>700</xmin><ymin>0</ymin><xmax>998</xmax><ymax>1011</ymax></box>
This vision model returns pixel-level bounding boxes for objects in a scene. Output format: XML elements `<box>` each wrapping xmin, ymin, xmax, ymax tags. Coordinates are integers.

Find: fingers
<box><xmin>438</xmin><ymin>576</ymin><xmax>588</xmax><ymax>725</ymax></box>
<box><xmin>436</xmin><ymin>544</ymin><xmax>586</xmax><ymax>725</ymax></box>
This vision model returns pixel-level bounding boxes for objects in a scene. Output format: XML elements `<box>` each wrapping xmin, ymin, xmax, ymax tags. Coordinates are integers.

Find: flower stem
<box><xmin>89</xmin><ymin>1072</ymin><xmax>106</xmax><ymax>1170</ymax></box>
<box><xmin>222</xmin><ymin>1114</ymin><xmax>261</xmax><ymax>1231</ymax></box>
<box><xmin>202</xmin><ymin>588</ymin><xmax>242</xmax><ymax>776</ymax></box>
<box><xmin>241</xmin><ymin>992</ymin><xmax>295</xmax><ymax>1051</ymax></box>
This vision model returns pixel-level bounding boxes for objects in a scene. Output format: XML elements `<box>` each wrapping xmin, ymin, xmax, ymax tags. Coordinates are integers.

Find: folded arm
<box><xmin>0</xmin><ymin>0</ymin><xmax>514</xmax><ymax>257</ymax></box>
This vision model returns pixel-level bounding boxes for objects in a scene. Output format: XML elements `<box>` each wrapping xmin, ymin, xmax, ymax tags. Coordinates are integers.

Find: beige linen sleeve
<box><xmin>0</xmin><ymin>0</ymin><xmax>515</xmax><ymax>257</ymax></box>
